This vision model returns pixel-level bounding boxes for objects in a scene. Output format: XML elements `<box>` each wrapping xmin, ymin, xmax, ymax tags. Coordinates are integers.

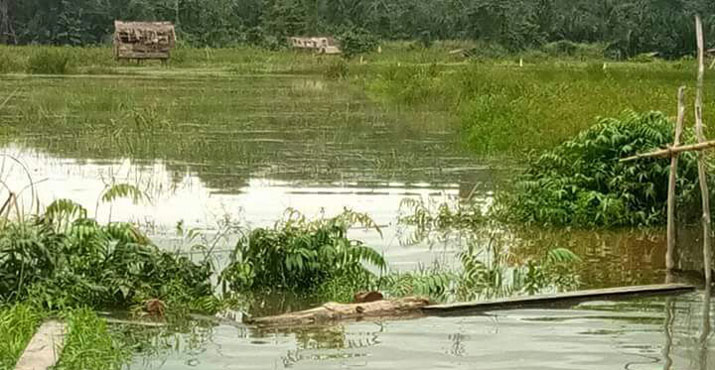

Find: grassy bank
<box><xmin>363</xmin><ymin>61</ymin><xmax>715</xmax><ymax>156</ymax></box>
<box><xmin>0</xmin><ymin>40</ymin><xmax>614</xmax><ymax>76</ymax></box>
<box><xmin>0</xmin><ymin>304</ymin><xmax>43</xmax><ymax>369</ymax></box>
<box><xmin>0</xmin><ymin>41</ymin><xmax>477</xmax><ymax>76</ymax></box>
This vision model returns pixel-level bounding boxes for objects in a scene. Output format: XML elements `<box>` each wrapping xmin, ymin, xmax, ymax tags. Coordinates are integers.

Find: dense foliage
<box><xmin>495</xmin><ymin>111</ymin><xmax>706</xmax><ymax>227</ymax></box>
<box><xmin>0</xmin><ymin>200</ymin><xmax>215</xmax><ymax>310</ymax></box>
<box><xmin>220</xmin><ymin>210</ymin><xmax>386</xmax><ymax>296</ymax></box>
<box><xmin>4</xmin><ymin>0</ymin><xmax>715</xmax><ymax>57</ymax></box>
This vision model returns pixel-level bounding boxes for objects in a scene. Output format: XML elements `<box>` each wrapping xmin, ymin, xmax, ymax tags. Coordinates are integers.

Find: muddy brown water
<box><xmin>1</xmin><ymin>74</ymin><xmax>712</xmax><ymax>369</ymax></box>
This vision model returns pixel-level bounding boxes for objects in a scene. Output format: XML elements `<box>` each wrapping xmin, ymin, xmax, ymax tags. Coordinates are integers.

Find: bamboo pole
<box><xmin>695</xmin><ymin>15</ymin><xmax>712</xmax><ymax>285</ymax></box>
<box><xmin>667</xmin><ymin>87</ymin><xmax>687</xmax><ymax>271</ymax></box>
<box><xmin>620</xmin><ymin>139</ymin><xmax>715</xmax><ymax>162</ymax></box>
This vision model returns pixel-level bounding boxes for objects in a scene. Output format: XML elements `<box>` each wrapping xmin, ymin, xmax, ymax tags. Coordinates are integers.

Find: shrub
<box><xmin>493</xmin><ymin>111</ymin><xmax>704</xmax><ymax>227</ymax></box>
<box><xmin>338</xmin><ymin>28</ymin><xmax>379</xmax><ymax>59</ymax></box>
<box><xmin>323</xmin><ymin>59</ymin><xmax>348</xmax><ymax>80</ymax></box>
<box><xmin>27</xmin><ymin>48</ymin><xmax>71</xmax><ymax>74</ymax></box>
<box><xmin>542</xmin><ymin>40</ymin><xmax>578</xmax><ymax>56</ymax></box>
<box><xmin>220</xmin><ymin>209</ymin><xmax>386</xmax><ymax>295</ymax></box>
<box><xmin>0</xmin><ymin>200</ymin><xmax>214</xmax><ymax>310</ymax></box>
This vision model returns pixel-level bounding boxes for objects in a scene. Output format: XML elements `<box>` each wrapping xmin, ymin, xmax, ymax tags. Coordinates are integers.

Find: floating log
<box><xmin>104</xmin><ymin>318</ymin><xmax>166</xmax><ymax>327</ymax></box>
<box><xmin>423</xmin><ymin>284</ymin><xmax>695</xmax><ymax>316</ymax></box>
<box><xmin>246</xmin><ymin>297</ymin><xmax>430</xmax><ymax>328</ymax></box>
<box><xmin>14</xmin><ymin>321</ymin><xmax>66</xmax><ymax>370</ymax></box>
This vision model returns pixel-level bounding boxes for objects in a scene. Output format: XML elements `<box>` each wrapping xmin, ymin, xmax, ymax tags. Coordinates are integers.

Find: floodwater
<box><xmin>0</xmin><ymin>74</ymin><xmax>493</xmax><ymax>270</ymax></box>
<box><xmin>124</xmin><ymin>291</ymin><xmax>714</xmax><ymax>370</ymax></box>
<box><xmin>0</xmin><ymin>73</ymin><xmax>712</xmax><ymax>369</ymax></box>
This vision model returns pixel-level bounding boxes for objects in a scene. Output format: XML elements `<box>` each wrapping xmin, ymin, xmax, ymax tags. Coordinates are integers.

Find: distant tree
<box><xmin>5</xmin><ymin>0</ymin><xmax>715</xmax><ymax>55</ymax></box>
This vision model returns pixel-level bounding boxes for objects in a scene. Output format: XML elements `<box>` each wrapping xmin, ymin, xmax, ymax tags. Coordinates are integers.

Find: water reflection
<box><xmin>699</xmin><ymin>287</ymin><xmax>711</xmax><ymax>370</ymax></box>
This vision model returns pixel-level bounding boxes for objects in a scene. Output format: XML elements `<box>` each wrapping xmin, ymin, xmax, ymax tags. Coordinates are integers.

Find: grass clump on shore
<box><xmin>493</xmin><ymin>111</ymin><xmax>705</xmax><ymax>227</ymax></box>
<box><xmin>0</xmin><ymin>304</ymin><xmax>43</xmax><ymax>370</ymax></box>
<box><xmin>55</xmin><ymin>309</ymin><xmax>129</xmax><ymax>370</ymax></box>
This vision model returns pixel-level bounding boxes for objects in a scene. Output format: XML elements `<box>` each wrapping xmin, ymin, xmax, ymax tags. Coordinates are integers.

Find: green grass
<box><xmin>3</xmin><ymin>43</ymin><xmax>709</xmax><ymax>161</ymax></box>
<box><xmin>363</xmin><ymin>60</ymin><xmax>713</xmax><ymax>156</ymax></box>
<box><xmin>0</xmin><ymin>304</ymin><xmax>43</xmax><ymax>370</ymax></box>
<box><xmin>55</xmin><ymin>309</ymin><xmax>129</xmax><ymax>370</ymax></box>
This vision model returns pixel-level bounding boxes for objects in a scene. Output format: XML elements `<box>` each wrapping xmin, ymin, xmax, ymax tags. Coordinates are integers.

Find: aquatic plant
<box><xmin>378</xmin><ymin>239</ymin><xmax>580</xmax><ymax>303</ymax></box>
<box><xmin>494</xmin><ymin>111</ymin><xmax>705</xmax><ymax>227</ymax></box>
<box><xmin>399</xmin><ymin>198</ymin><xmax>485</xmax><ymax>232</ymax></box>
<box><xmin>220</xmin><ymin>209</ymin><xmax>386</xmax><ymax>296</ymax></box>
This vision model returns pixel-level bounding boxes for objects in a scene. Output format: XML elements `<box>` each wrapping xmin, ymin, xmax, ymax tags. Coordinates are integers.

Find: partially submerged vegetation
<box><xmin>365</xmin><ymin>61</ymin><xmax>715</xmax><ymax>155</ymax></box>
<box><xmin>220</xmin><ymin>209</ymin><xmax>386</xmax><ymax>301</ymax></box>
<box><xmin>54</xmin><ymin>309</ymin><xmax>129</xmax><ymax>370</ymax></box>
<box><xmin>494</xmin><ymin>111</ymin><xmax>707</xmax><ymax>227</ymax></box>
<box><xmin>1</xmin><ymin>199</ymin><xmax>216</xmax><ymax>312</ymax></box>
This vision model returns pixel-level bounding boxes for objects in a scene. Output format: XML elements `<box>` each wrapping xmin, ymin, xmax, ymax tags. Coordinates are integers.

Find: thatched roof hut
<box><xmin>113</xmin><ymin>21</ymin><xmax>176</xmax><ymax>61</ymax></box>
<box><xmin>289</xmin><ymin>36</ymin><xmax>341</xmax><ymax>55</ymax></box>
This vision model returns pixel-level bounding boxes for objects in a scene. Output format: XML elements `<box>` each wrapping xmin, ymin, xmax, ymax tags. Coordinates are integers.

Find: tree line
<box><xmin>2</xmin><ymin>0</ymin><xmax>715</xmax><ymax>58</ymax></box>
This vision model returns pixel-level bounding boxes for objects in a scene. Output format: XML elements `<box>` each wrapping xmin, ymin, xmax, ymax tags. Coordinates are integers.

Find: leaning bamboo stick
<box><xmin>0</xmin><ymin>87</ymin><xmax>18</xmax><ymax>111</ymax></box>
<box><xmin>695</xmin><ymin>15</ymin><xmax>712</xmax><ymax>285</ymax></box>
<box><xmin>667</xmin><ymin>87</ymin><xmax>686</xmax><ymax>271</ymax></box>
<box><xmin>620</xmin><ymin>140</ymin><xmax>715</xmax><ymax>162</ymax></box>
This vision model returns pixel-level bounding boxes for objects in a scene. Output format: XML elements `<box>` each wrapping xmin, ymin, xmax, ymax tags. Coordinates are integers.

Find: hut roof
<box><xmin>114</xmin><ymin>21</ymin><xmax>175</xmax><ymax>34</ymax></box>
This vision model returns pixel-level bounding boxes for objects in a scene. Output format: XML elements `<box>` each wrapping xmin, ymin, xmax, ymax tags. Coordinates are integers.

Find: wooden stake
<box><xmin>695</xmin><ymin>15</ymin><xmax>712</xmax><ymax>285</ymax></box>
<box><xmin>667</xmin><ymin>87</ymin><xmax>687</xmax><ymax>271</ymax></box>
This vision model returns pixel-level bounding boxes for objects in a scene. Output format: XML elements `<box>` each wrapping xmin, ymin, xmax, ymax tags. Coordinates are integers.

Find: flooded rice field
<box><xmin>1</xmin><ymin>74</ymin><xmax>713</xmax><ymax>369</ymax></box>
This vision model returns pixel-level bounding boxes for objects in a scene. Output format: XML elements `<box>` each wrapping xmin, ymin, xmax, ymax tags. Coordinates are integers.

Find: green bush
<box><xmin>220</xmin><ymin>210</ymin><xmax>386</xmax><ymax>296</ymax></box>
<box><xmin>494</xmin><ymin>111</ymin><xmax>704</xmax><ymax>227</ymax></box>
<box><xmin>0</xmin><ymin>200</ymin><xmax>214</xmax><ymax>310</ymax></box>
<box><xmin>338</xmin><ymin>28</ymin><xmax>379</xmax><ymax>59</ymax></box>
<box><xmin>27</xmin><ymin>48</ymin><xmax>71</xmax><ymax>74</ymax></box>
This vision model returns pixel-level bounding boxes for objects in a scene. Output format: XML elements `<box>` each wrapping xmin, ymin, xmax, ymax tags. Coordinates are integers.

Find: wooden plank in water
<box><xmin>14</xmin><ymin>320</ymin><xmax>66</xmax><ymax>370</ymax></box>
<box><xmin>423</xmin><ymin>284</ymin><xmax>696</xmax><ymax>316</ymax></box>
